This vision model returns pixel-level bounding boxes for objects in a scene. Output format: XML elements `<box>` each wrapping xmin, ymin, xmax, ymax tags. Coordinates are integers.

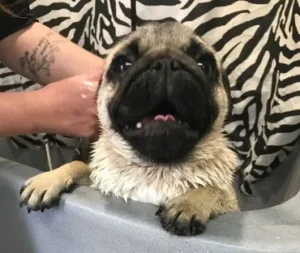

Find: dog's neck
<box><xmin>88</xmin><ymin>126</ymin><xmax>238</xmax><ymax>206</ymax></box>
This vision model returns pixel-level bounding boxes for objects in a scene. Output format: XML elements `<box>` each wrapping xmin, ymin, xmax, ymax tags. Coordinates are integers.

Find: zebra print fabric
<box><xmin>0</xmin><ymin>0</ymin><xmax>299</xmax><ymax>194</ymax></box>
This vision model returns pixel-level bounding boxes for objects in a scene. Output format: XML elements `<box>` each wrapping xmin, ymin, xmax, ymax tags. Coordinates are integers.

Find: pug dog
<box><xmin>19</xmin><ymin>22</ymin><xmax>240</xmax><ymax>236</ymax></box>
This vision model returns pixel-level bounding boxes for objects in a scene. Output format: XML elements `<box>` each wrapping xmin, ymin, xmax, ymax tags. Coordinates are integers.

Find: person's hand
<box><xmin>35</xmin><ymin>71</ymin><xmax>101</xmax><ymax>138</ymax></box>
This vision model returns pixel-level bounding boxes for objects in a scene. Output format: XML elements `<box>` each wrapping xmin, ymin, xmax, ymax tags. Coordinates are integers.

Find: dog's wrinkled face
<box><xmin>97</xmin><ymin>22</ymin><xmax>229</xmax><ymax>164</ymax></box>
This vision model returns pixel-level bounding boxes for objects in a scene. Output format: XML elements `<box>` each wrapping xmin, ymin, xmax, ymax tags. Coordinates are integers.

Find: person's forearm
<box><xmin>0</xmin><ymin>22</ymin><xmax>104</xmax><ymax>85</ymax></box>
<box><xmin>0</xmin><ymin>92</ymin><xmax>42</xmax><ymax>136</ymax></box>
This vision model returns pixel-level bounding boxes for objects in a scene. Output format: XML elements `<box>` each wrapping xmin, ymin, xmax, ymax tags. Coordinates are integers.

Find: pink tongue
<box><xmin>154</xmin><ymin>114</ymin><xmax>175</xmax><ymax>122</ymax></box>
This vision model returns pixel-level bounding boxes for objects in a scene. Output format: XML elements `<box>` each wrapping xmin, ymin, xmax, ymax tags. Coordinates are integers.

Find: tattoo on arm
<box><xmin>19</xmin><ymin>32</ymin><xmax>65</xmax><ymax>79</ymax></box>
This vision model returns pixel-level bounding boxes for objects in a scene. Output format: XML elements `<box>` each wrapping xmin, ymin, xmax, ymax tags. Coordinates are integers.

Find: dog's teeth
<box><xmin>124</xmin><ymin>125</ymin><xmax>129</xmax><ymax>130</ymax></box>
<box><xmin>136</xmin><ymin>122</ymin><xmax>142</xmax><ymax>129</ymax></box>
<box><xmin>178</xmin><ymin>120</ymin><xmax>182</xmax><ymax>124</ymax></box>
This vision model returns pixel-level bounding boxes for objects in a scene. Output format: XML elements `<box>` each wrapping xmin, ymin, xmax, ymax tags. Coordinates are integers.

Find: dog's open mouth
<box><xmin>121</xmin><ymin>101</ymin><xmax>192</xmax><ymax>133</ymax></box>
<box><xmin>116</xmin><ymin>98</ymin><xmax>201</xmax><ymax>163</ymax></box>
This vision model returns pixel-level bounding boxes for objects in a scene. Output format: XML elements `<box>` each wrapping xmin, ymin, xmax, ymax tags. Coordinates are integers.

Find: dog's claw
<box><xmin>156</xmin><ymin>198</ymin><xmax>208</xmax><ymax>236</ymax></box>
<box><xmin>18</xmin><ymin>169</ymin><xmax>77</xmax><ymax>213</ymax></box>
<box><xmin>19</xmin><ymin>201</ymin><xmax>26</xmax><ymax>208</ymax></box>
<box><xmin>155</xmin><ymin>205</ymin><xmax>165</xmax><ymax>216</ymax></box>
<box><xmin>19</xmin><ymin>185</ymin><xmax>25</xmax><ymax>195</ymax></box>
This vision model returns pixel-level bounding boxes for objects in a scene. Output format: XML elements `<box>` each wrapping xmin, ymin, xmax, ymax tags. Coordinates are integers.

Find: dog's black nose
<box><xmin>150</xmin><ymin>58</ymin><xmax>181</xmax><ymax>72</ymax></box>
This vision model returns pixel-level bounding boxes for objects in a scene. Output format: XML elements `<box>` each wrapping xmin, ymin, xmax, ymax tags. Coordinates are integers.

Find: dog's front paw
<box><xmin>19</xmin><ymin>171</ymin><xmax>74</xmax><ymax>213</ymax></box>
<box><xmin>155</xmin><ymin>195</ymin><xmax>211</xmax><ymax>236</ymax></box>
<box><xmin>155</xmin><ymin>200</ymin><xmax>208</xmax><ymax>236</ymax></box>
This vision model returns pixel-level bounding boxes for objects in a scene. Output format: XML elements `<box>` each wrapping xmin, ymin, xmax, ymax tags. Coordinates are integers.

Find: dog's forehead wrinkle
<box><xmin>136</xmin><ymin>23</ymin><xmax>194</xmax><ymax>52</ymax></box>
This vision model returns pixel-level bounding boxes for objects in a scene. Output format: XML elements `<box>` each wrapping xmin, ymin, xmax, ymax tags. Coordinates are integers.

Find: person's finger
<box><xmin>82</xmin><ymin>80</ymin><xmax>99</xmax><ymax>93</ymax></box>
<box><xmin>87</xmin><ymin>67</ymin><xmax>103</xmax><ymax>81</ymax></box>
<box><xmin>83</xmin><ymin>80</ymin><xmax>98</xmax><ymax>87</ymax></box>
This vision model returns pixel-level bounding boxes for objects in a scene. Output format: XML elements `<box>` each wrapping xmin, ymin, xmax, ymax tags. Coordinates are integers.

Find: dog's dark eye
<box><xmin>197</xmin><ymin>61</ymin><xmax>213</xmax><ymax>74</ymax></box>
<box><xmin>120</xmin><ymin>61</ymin><xmax>132</xmax><ymax>72</ymax></box>
<box><xmin>197</xmin><ymin>62</ymin><xmax>204</xmax><ymax>68</ymax></box>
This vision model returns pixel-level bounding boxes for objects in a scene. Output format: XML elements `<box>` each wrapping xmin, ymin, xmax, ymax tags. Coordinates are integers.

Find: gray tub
<box><xmin>1</xmin><ymin>140</ymin><xmax>300</xmax><ymax>253</ymax></box>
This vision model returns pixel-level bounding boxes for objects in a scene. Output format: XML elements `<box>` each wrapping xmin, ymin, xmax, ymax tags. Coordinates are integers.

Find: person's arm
<box><xmin>0</xmin><ymin>91</ymin><xmax>42</xmax><ymax>136</ymax></box>
<box><xmin>0</xmin><ymin>74</ymin><xmax>100</xmax><ymax>138</ymax></box>
<box><xmin>0</xmin><ymin>22</ymin><xmax>104</xmax><ymax>85</ymax></box>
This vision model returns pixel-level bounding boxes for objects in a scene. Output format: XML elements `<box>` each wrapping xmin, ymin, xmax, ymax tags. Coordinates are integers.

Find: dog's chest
<box><xmin>88</xmin><ymin>134</ymin><xmax>236</xmax><ymax>205</ymax></box>
<box><xmin>88</xmin><ymin>164</ymin><xmax>190</xmax><ymax>205</ymax></box>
